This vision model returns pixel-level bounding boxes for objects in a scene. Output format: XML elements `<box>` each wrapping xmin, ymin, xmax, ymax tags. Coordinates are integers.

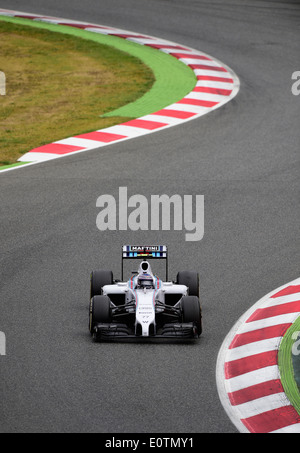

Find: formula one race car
<box><xmin>89</xmin><ymin>245</ymin><xmax>202</xmax><ymax>341</ymax></box>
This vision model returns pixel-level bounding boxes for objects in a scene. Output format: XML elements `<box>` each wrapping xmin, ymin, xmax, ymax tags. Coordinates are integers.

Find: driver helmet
<box><xmin>137</xmin><ymin>261</ymin><xmax>154</xmax><ymax>288</ymax></box>
<box><xmin>138</xmin><ymin>272</ymin><xmax>154</xmax><ymax>288</ymax></box>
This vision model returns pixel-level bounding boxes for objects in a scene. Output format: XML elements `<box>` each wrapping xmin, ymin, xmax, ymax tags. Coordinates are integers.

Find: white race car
<box><xmin>89</xmin><ymin>245</ymin><xmax>202</xmax><ymax>340</ymax></box>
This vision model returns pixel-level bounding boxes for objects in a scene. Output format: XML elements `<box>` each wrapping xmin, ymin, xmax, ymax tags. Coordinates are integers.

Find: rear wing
<box><xmin>122</xmin><ymin>245</ymin><xmax>168</xmax><ymax>280</ymax></box>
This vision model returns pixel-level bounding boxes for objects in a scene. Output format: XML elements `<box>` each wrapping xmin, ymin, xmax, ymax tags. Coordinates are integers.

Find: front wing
<box><xmin>93</xmin><ymin>322</ymin><xmax>198</xmax><ymax>341</ymax></box>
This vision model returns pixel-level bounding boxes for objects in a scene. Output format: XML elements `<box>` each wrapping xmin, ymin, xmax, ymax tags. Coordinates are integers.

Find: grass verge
<box><xmin>278</xmin><ymin>316</ymin><xmax>300</xmax><ymax>415</ymax></box>
<box><xmin>0</xmin><ymin>15</ymin><xmax>196</xmax><ymax>168</ymax></box>
<box><xmin>0</xmin><ymin>19</ymin><xmax>155</xmax><ymax>165</ymax></box>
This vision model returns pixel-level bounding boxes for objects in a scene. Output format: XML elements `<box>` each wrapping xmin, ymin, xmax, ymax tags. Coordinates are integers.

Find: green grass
<box><xmin>278</xmin><ymin>316</ymin><xmax>300</xmax><ymax>415</ymax></box>
<box><xmin>0</xmin><ymin>15</ymin><xmax>196</xmax><ymax>167</ymax></box>
<box><xmin>0</xmin><ymin>19</ymin><xmax>155</xmax><ymax>164</ymax></box>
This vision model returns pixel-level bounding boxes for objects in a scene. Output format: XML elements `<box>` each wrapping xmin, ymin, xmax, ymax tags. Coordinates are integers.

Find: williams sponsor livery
<box><xmin>89</xmin><ymin>246</ymin><xmax>202</xmax><ymax>341</ymax></box>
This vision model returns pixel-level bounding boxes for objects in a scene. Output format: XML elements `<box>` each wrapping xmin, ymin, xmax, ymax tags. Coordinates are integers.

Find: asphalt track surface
<box><xmin>0</xmin><ymin>0</ymin><xmax>299</xmax><ymax>433</ymax></box>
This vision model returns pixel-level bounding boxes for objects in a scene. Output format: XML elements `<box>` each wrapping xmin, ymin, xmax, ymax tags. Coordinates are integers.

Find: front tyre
<box><xmin>181</xmin><ymin>295</ymin><xmax>202</xmax><ymax>337</ymax></box>
<box><xmin>177</xmin><ymin>271</ymin><xmax>199</xmax><ymax>297</ymax></box>
<box><xmin>90</xmin><ymin>270</ymin><xmax>113</xmax><ymax>299</ymax></box>
<box><xmin>89</xmin><ymin>295</ymin><xmax>112</xmax><ymax>335</ymax></box>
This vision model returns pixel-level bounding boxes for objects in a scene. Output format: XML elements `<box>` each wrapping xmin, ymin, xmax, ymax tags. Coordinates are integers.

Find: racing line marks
<box><xmin>217</xmin><ymin>279</ymin><xmax>300</xmax><ymax>433</ymax></box>
<box><xmin>0</xmin><ymin>9</ymin><xmax>239</xmax><ymax>166</ymax></box>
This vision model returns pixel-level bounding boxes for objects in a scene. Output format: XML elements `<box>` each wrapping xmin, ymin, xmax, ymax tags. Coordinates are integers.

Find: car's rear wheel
<box><xmin>177</xmin><ymin>271</ymin><xmax>199</xmax><ymax>297</ymax></box>
<box><xmin>89</xmin><ymin>295</ymin><xmax>112</xmax><ymax>334</ymax></box>
<box><xmin>181</xmin><ymin>295</ymin><xmax>202</xmax><ymax>336</ymax></box>
<box><xmin>90</xmin><ymin>270</ymin><xmax>113</xmax><ymax>299</ymax></box>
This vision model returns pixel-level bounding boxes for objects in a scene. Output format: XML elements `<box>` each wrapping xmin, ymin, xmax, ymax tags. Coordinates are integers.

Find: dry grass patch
<box><xmin>0</xmin><ymin>21</ymin><xmax>154</xmax><ymax>164</ymax></box>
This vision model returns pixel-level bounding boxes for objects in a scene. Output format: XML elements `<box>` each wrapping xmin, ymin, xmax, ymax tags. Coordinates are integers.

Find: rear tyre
<box><xmin>177</xmin><ymin>271</ymin><xmax>199</xmax><ymax>297</ymax></box>
<box><xmin>90</xmin><ymin>270</ymin><xmax>113</xmax><ymax>299</ymax></box>
<box><xmin>181</xmin><ymin>295</ymin><xmax>202</xmax><ymax>336</ymax></box>
<box><xmin>89</xmin><ymin>295</ymin><xmax>112</xmax><ymax>334</ymax></box>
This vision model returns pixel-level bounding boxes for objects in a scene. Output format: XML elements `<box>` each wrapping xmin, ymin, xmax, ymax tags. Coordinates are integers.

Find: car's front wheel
<box><xmin>90</xmin><ymin>270</ymin><xmax>113</xmax><ymax>299</ymax></box>
<box><xmin>181</xmin><ymin>295</ymin><xmax>202</xmax><ymax>336</ymax></box>
<box><xmin>89</xmin><ymin>295</ymin><xmax>112</xmax><ymax>335</ymax></box>
<box><xmin>177</xmin><ymin>271</ymin><xmax>199</xmax><ymax>297</ymax></box>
